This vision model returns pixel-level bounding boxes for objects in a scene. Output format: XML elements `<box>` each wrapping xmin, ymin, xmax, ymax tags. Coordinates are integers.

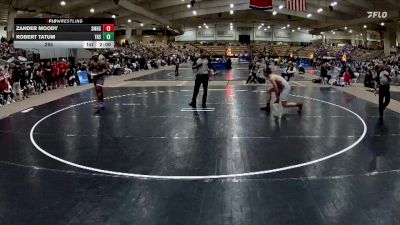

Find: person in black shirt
<box><xmin>67</xmin><ymin>63</ymin><xmax>77</xmax><ymax>86</ymax></box>
<box><xmin>11</xmin><ymin>66</ymin><xmax>22</xmax><ymax>101</ymax></box>
<box><xmin>44</xmin><ymin>61</ymin><xmax>52</xmax><ymax>90</ymax></box>
<box><xmin>364</xmin><ymin>66</ymin><xmax>374</xmax><ymax>88</ymax></box>
<box><xmin>20</xmin><ymin>65</ymin><xmax>32</xmax><ymax>98</ymax></box>
<box><xmin>320</xmin><ymin>62</ymin><xmax>331</xmax><ymax>83</ymax></box>
<box><xmin>247</xmin><ymin>62</ymin><xmax>259</xmax><ymax>84</ymax></box>
<box><xmin>19</xmin><ymin>66</ymin><xmax>27</xmax><ymax>89</ymax></box>
<box><xmin>226</xmin><ymin>57</ymin><xmax>232</xmax><ymax>70</ymax></box>
<box><xmin>282</xmin><ymin>63</ymin><xmax>296</xmax><ymax>81</ymax></box>
<box><xmin>174</xmin><ymin>57</ymin><xmax>180</xmax><ymax>76</ymax></box>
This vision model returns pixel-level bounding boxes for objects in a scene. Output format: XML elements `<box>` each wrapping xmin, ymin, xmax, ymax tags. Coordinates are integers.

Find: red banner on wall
<box><xmin>249</xmin><ymin>0</ymin><xmax>273</xmax><ymax>10</ymax></box>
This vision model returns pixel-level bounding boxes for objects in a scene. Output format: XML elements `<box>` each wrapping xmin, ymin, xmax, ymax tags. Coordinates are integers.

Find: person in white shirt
<box><xmin>375</xmin><ymin>64</ymin><xmax>393</xmax><ymax>122</ymax></box>
<box><xmin>189</xmin><ymin>51</ymin><xmax>212</xmax><ymax>108</ymax></box>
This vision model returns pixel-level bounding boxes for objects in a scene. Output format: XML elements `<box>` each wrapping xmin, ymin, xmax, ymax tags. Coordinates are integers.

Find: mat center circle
<box><xmin>30</xmin><ymin>89</ymin><xmax>367</xmax><ymax>180</ymax></box>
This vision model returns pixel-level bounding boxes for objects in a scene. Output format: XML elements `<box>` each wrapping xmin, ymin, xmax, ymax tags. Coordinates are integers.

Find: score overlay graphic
<box><xmin>13</xmin><ymin>18</ymin><xmax>115</xmax><ymax>49</ymax></box>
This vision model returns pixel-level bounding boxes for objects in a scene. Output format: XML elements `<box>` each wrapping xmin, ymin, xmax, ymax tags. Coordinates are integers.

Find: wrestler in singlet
<box><xmin>90</xmin><ymin>55</ymin><xmax>108</xmax><ymax>110</ymax></box>
<box><xmin>90</xmin><ymin>59</ymin><xmax>107</xmax><ymax>87</ymax></box>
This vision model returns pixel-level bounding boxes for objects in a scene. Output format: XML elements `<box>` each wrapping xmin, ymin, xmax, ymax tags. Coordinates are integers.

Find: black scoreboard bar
<box><xmin>14</xmin><ymin>18</ymin><xmax>115</xmax><ymax>24</ymax></box>
<box><xmin>14</xmin><ymin>18</ymin><xmax>115</xmax><ymax>49</ymax></box>
<box><xmin>16</xmin><ymin>25</ymin><xmax>108</xmax><ymax>32</ymax></box>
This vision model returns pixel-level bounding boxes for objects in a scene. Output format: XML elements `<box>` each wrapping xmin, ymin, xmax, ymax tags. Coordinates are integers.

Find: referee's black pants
<box><xmin>175</xmin><ymin>64</ymin><xmax>179</xmax><ymax>76</ymax></box>
<box><xmin>379</xmin><ymin>85</ymin><xmax>390</xmax><ymax>117</ymax></box>
<box><xmin>191</xmin><ymin>74</ymin><xmax>209</xmax><ymax>104</ymax></box>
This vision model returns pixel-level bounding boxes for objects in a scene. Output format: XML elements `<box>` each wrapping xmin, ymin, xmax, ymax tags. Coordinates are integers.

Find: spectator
<box><xmin>0</xmin><ymin>68</ymin><xmax>13</xmax><ymax>105</ymax></box>
<box><xmin>46</xmin><ymin>61</ymin><xmax>53</xmax><ymax>90</ymax></box>
<box><xmin>320</xmin><ymin>62</ymin><xmax>331</xmax><ymax>83</ymax></box>
<box><xmin>11</xmin><ymin>67</ymin><xmax>23</xmax><ymax>101</ymax></box>
<box><xmin>343</xmin><ymin>66</ymin><xmax>352</xmax><ymax>85</ymax></box>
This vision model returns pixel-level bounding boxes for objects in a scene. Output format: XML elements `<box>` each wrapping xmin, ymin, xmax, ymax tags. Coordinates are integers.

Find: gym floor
<box><xmin>129</xmin><ymin>66</ymin><xmax>310</xmax><ymax>81</ymax></box>
<box><xmin>1</xmin><ymin>65</ymin><xmax>400</xmax><ymax>225</ymax></box>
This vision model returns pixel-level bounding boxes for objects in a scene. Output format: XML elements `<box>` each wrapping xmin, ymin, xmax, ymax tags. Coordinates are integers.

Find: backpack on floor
<box><xmin>312</xmin><ymin>78</ymin><xmax>322</xmax><ymax>83</ymax></box>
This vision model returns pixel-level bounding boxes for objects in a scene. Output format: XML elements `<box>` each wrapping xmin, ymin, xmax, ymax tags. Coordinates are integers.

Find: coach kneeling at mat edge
<box><xmin>189</xmin><ymin>50</ymin><xmax>212</xmax><ymax>108</ymax></box>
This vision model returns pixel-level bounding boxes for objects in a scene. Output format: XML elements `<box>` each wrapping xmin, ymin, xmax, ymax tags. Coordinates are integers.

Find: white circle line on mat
<box><xmin>29</xmin><ymin>91</ymin><xmax>367</xmax><ymax>180</ymax></box>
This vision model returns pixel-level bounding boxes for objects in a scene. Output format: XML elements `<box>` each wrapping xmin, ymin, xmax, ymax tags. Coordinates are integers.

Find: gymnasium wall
<box><xmin>175</xmin><ymin>25</ymin><xmax>322</xmax><ymax>42</ymax></box>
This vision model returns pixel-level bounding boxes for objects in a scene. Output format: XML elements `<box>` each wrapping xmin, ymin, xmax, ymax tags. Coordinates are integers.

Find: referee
<box><xmin>374</xmin><ymin>64</ymin><xmax>393</xmax><ymax>122</ymax></box>
<box><xmin>189</xmin><ymin>50</ymin><xmax>212</xmax><ymax>108</ymax></box>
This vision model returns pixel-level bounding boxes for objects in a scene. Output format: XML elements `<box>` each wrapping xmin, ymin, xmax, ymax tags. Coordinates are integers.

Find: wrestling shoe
<box><xmin>189</xmin><ymin>102</ymin><xmax>196</xmax><ymax>108</ymax></box>
<box><xmin>260</xmin><ymin>106</ymin><xmax>270</xmax><ymax>112</ymax></box>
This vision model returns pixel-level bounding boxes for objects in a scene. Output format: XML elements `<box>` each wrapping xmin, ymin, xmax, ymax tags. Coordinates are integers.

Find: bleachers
<box><xmin>350</xmin><ymin>48</ymin><xmax>384</xmax><ymax>61</ymax></box>
<box><xmin>296</xmin><ymin>45</ymin><xmax>315</xmax><ymax>58</ymax></box>
<box><xmin>142</xmin><ymin>43</ymin><xmax>193</xmax><ymax>57</ymax></box>
<box><xmin>191</xmin><ymin>43</ymin><xmax>249</xmax><ymax>56</ymax></box>
<box><xmin>171</xmin><ymin>42</ymin><xmax>197</xmax><ymax>55</ymax></box>
<box><xmin>252</xmin><ymin>43</ymin><xmax>269</xmax><ymax>54</ymax></box>
<box><xmin>251</xmin><ymin>44</ymin><xmax>304</xmax><ymax>57</ymax></box>
<box><xmin>173</xmin><ymin>42</ymin><xmax>344</xmax><ymax>60</ymax></box>
<box><xmin>229</xmin><ymin>45</ymin><xmax>249</xmax><ymax>56</ymax></box>
<box><xmin>272</xmin><ymin>45</ymin><xmax>291</xmax><ymax>57</ymax></box>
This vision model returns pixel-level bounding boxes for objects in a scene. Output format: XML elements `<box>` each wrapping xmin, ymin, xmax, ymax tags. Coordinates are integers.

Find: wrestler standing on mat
<box><xmin>260</xmin><ymin>66</ymin><xmax>303</xmax><ymax>113</ymax></box>
<box><xmin>89</xmin><ymin>54</ymin><xmax>109</xmax><ymax>110</ymax></box>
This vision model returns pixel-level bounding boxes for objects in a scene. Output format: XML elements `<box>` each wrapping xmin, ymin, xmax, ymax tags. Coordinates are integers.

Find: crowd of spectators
<box><xmin>0</xmin><ymin>40</ymin><xmax>193</xmax><ymax>107</ymax></box>
<box><xmin>246</xmin><ymin>42</ymin><xmax>400</xmax><ymax>88</ymax></box>
<box><xmin>312</xmin><ymin>53</ymin><xmax>400</xmax><ymax>87</ymax></box>
<box><xmin>2</xmin><ymin>38</ymin><xmax>399</xmax><ymax>107</ymax></box>
<box><xmin>0</xmin><ymin>58</ymin><xmax>76</xmax><ymax>106</ymax></box>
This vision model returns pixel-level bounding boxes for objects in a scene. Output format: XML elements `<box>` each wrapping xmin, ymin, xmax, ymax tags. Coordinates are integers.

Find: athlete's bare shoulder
<box><xmin>269</xmin><ymin>74</ymin><xmax>282</xmax><ymax>81</ymax></box>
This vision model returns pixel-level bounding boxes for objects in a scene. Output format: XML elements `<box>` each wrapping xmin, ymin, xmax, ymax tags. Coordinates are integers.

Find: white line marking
<box><xmin>181</xmin><ymin>108</ymin><xmax>215</xmax><ymax>112</ymax></box>
<box><xmin>121</xmin><ymin>103</ymin><xmax>141</xmax><ymax>106</ymax></box>
<box><xmin>231</xmin><ymin>135</ymin><xmax>356</xmax><ymax>139</ymax></box>
<box><xmin>177</xmin><ymin>81</ymin><xmax>188</xmax><ymax>86</ymax></box>
<box><xmin>29</xmin><ymin>91</ymin><xmax>367</xmax><ymax>180</ymax></box>
<box><xmin>7</xmin><ymin>159</ymin><xmax>400</xmax><ymax>181</ymax></box>
<box><xmin>21</xmin><ymin>108</ymin><xmax>34</xmax><ymax>113</ymax></box>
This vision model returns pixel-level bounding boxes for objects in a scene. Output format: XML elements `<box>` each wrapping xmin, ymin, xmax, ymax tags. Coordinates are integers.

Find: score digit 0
<box><xmin>102</xmin><ymin>32</ymin><xmax>114</xmax><ymax>41</ymax></box>
<box><xmin>102</xmin><ymin>24</ymin><xmax>115</xmax><ymax>32</ymax></box>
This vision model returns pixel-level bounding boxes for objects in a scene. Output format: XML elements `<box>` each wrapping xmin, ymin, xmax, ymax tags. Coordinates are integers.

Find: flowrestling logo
<box><xmin>46</xmin><ymin>19</ymin><xmax>83</xmax><ymax>24</ymax></box>
<box><xmin>367</xmin><ymin>11</ymin><xmax>388</xmax><ymax>19</ymax></box>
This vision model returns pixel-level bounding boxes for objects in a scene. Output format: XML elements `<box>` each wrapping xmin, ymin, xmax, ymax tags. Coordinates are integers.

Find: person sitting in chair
<box><xmin>320</xmin><ymin>62</ymin><xmax>331</xmax><ymax>83</ymax></box>
<box><xmin>282</xmin><ymin>63</ymin><xmax>296</xmax><ymax>81</ymax></box>
<box><xmin>364</xmin><ymin>66</ymin><xmax>374</xmax><ymax>88</ymax></box>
